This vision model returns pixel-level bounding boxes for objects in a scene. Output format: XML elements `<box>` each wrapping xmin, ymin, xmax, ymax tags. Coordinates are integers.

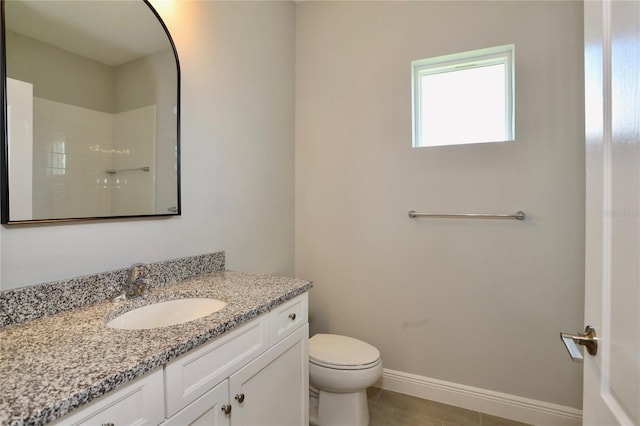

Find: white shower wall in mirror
<box><xmin>32</xmin><ymin>97</ymin><xmax>113</xmax><ymax>219</ymax></box>
<box><xmin>26</xmin><ymin>93</ymin><xmax>158</xmax><ymax>220</ymax></box>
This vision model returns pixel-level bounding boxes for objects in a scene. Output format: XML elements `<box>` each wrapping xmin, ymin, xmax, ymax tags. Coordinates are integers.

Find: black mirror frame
<box><xmin>0</xmin><ymin>0</ymin><xmax>181</xmax><ymax>224</ymax></box>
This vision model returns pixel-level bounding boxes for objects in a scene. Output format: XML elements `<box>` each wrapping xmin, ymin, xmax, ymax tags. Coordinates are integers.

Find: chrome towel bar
<box><xmin>408</xmin><ymin>210</ymin><xmax>525</xmax><ymax>221</ymax></box>
<box><xmin>106</xmin><ymin>166</ymin><xmax>150</xmax><ymax>175</ymax></box>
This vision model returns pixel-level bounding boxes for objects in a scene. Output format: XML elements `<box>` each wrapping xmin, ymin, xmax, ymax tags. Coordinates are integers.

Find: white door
<box><xmin>582</xmin><ymin>0</ymin><xmax>640</xmax><ymax>424</ymax></box>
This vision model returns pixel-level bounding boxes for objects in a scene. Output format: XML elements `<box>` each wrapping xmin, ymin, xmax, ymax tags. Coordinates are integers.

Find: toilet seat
<box><xmin>309</xmin><ymin>334</ymin><xmax>380</xmax><ymax>370</ymax></box>
<box><xmin>310</xmin><ymin>357</ymin><xmax>381</xmax><ymax>371</ymax></box>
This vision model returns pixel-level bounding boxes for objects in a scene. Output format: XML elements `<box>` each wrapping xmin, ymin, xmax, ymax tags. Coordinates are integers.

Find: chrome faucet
<box><xmin>125</xmin><ymin>263</ymin><xmax>148</xmax><ymax>298</ymax></box>
<box><xmin>111</xmin><ymin>263</ymin><xmax>149</xmax><ymax>302</ymax></box>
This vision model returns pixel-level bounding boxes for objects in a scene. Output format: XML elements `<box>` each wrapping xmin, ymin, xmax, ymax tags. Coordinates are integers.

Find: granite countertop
<box><xmin>0</xmin><ymin>270</ymin><xmax>312</xmax><ymax>426</ymax></box>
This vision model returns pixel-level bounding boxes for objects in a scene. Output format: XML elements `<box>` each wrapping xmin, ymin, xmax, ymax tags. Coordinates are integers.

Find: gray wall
<box><xmin>295</xmin><ymin>1</ymin><xmax>585</xmax><ymax>408</ymax></box>
<box><xmin>5</xmin><ymin>30</ymin><xmax>115</xmax><ymax>113</ymax></box>
<box><xmin>0</xmin><ymin>1</ymin><xmax>295</xmax><ymax>288</ymax></box>
<box><xmin>114</xmin><ymin>49</ymin><xmax>176</xmax><ymax>113</ymax></box>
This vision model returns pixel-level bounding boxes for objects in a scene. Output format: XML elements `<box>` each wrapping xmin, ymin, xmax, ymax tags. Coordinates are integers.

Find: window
<box><xmin>411</xmin><ymin>44</ymin><xmax>514</xmax><ymax>147</ymax></box>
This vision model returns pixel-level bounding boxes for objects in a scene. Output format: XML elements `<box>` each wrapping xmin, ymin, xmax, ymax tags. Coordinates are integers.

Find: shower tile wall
<box><xmin>32</xmin><ymin>98</ymin><xmax>157</xmax><ymax>219</ymax></box>
<box><xmin>32</xmin><ymin>97</ymin><xmax>113</xmax><ymax>219</ymax></box>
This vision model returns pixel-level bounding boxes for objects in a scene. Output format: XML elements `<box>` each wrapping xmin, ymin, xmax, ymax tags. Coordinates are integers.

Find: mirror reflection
<box><xmin>2</xmin><ymin>0</ymin><xmax>180</xmax><ymax>223</ymax></box>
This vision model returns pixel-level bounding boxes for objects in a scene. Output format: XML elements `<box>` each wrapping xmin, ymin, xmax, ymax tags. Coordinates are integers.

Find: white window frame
<box><xmin>411</xmin><ymin>44</ymin><xmax>515</xmax><ymax>148</ymax></box>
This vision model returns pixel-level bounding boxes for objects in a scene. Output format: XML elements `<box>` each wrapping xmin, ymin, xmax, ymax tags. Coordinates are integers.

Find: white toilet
<box><xmin>309</xmin><ymin>334</ymin><xmax>383</xmax><ymax>426</ymax></box>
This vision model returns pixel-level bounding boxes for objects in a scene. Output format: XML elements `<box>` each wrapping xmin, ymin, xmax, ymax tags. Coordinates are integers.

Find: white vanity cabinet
<box><xmin>53</xmin><ymin>293</ymin><xmax>309</xmax><ymax>426</ymax></box>
<box><xmin>163</xmin><ymin>324</ymin><xmax>308</xmax><ymax>426</ymax></box>
<box><xmin>164</xmin><ymin>293</ymin><xmax>309</xmax><ymax>426</ymax></box>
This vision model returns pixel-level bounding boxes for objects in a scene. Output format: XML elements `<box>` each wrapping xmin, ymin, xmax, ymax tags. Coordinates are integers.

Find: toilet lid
<box><xmin>309</xmin><ymin>334</ymin><xmax>380</xmax><ymax>368</ymax></box>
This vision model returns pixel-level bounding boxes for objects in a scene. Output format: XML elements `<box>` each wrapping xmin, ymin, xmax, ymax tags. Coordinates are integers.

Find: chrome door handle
<box><xmin>560</xmin><ymin>325</ymin><xmax>598</xmax><ymax>361</ymax></box>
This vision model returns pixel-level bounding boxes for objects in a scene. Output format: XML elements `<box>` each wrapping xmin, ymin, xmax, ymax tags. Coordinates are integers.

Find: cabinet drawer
<box><xmin>53</xmin><ymin>369</ymin><xmax>164</xmax><ymax>426</ymax></box>
<box><xmin>269</xmin><ymin>293</ymin><xmax>308</xmax><ymax>344</ymax></box>
<box><xmin>165</xmin><ymin>315</ymin><xmax>269</xmax><ymax>417</ymax></box>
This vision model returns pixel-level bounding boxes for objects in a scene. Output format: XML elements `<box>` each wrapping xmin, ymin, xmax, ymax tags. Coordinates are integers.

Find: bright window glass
<box><xmin>412</xmin><ymin>45</ymin><xmax>514</xmax><ymax>147</ymax></box>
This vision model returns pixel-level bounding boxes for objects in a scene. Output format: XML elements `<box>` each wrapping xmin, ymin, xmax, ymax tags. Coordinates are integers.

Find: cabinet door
<box><xmin>230</xmin><ymin>324</ymin><xmax>308</xmax><ymax>426</ymax></box>
<box><xmin>163</xmin><ymin>380</ymin><xmax>230</xmax><ymax>426</ymax></box>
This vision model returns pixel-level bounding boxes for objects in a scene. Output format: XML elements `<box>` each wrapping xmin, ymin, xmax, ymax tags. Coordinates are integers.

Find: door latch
<box><xmin>560</xmin><ymin>325</ymin><xmax>598</xmax><ymax>361</ymax></box>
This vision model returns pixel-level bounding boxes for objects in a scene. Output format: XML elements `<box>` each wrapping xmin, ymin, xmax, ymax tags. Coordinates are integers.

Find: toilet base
<box><xmin>309</xmin><ymin>391</ymin><xmax>320</xmax><ymax>425</ymax></box>
<box><xmin>314</xmin><ymin>389</ymin><xmax>369</xmax><ymax>426</ymax></box>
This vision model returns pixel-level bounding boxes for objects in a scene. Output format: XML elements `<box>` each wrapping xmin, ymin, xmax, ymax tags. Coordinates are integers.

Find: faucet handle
<box><xmin>136</xmin><ymin>278</ymin><xmax>150</xmax><ymax>296</ymax></box>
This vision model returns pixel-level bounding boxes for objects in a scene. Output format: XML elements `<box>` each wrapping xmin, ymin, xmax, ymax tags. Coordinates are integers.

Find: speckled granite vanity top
<box><xmin>0</xmin><ymin>269</ymin><xmax>312</xmax><ymax>425</ymax></box>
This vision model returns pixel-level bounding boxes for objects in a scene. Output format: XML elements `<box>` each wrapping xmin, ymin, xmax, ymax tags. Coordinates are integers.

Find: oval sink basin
<box><xmin>106</xmin><ymin>298</ymin><xmax>227</xmax><ymax>330</ymax></box>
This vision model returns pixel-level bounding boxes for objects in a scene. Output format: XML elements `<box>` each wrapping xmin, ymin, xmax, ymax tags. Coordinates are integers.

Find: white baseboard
<box><xmin>376</xmin><ymin>368</ymin><xmax>582</xmax><ymax>426</ymax></box>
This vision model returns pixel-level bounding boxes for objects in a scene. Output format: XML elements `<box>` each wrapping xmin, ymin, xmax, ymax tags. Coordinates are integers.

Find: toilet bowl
<box><xmin>309</xmin><ymin>334</ymin><xmax>382</xmax><ymax>426</ymax></box>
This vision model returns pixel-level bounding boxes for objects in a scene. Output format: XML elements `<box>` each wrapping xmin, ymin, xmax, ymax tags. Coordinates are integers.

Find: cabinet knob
<box><xmin>288</xmin><ymin>313</ymin><xmax>296</xmax><ymax>321</ymax></box>
<box><xmin>221</xmin><ymin>404</ymin><xmax>232</xmax><ymax>415</ymax></box>
<box><xmin>235</xmin><ymin>393</ymin><xmax>245</xmax><ymax>403</ymax></box>
<box><xmin>101</xmin><ymin>423</ymin><xmax>115</xmax><ymax>426</ymax></box>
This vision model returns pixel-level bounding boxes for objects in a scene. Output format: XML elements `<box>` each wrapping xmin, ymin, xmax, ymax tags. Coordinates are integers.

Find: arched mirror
<box><xmin>0</xmin><ymin>0</ymin><xmax>180</xmax><ymax>224</ymax></box>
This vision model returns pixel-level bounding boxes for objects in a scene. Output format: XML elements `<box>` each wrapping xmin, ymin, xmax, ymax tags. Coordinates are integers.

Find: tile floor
<box><xmin>366</xmin><ymin>387</ymin><xmax>533</xmax><ymax>426</ymax></box>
